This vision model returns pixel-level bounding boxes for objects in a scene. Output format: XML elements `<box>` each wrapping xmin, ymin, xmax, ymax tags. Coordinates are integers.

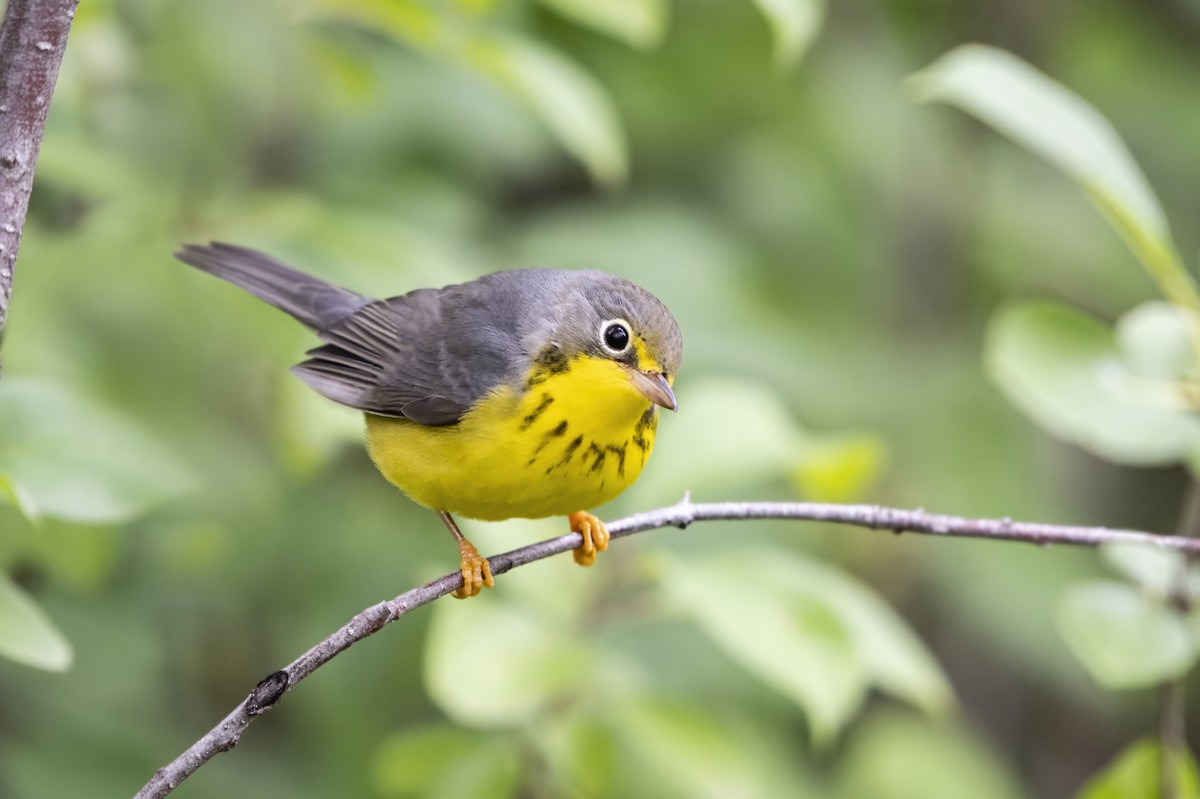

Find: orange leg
<box><xmin>569</xmin><ymin>511</ymin><xmax>610</xmax><ymax>567</ymax></box>
<box><xmin>438</xmin><ymin>511</ymin><xmax>495</xmax><ymax>599</ymax></box>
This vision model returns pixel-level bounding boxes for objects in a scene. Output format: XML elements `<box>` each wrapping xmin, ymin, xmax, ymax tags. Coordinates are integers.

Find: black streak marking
<box><xmin>585</xmin><ymin>442</ymin><xmax>629</xmax><ymax>476</ymax></box>
<box><xmin>520</xmin><ymin>393</ymin><xmax>554</xmax><ymax>431</ymax></box>
<box><xmin>632</xmin><ymin>406</ymin><xmax>657</xmax><ymax>455</ymax></box>
<box><xmin>547</xmin><ymin>435</ymin><xmax>585</xmax><ymax>474</ymax></box>
<box><xmin>533</xmin><ymin>420</ymin><xmax>570</xmax><ymax>457</ymax></box>
<box><xmin>524</xmin><ymin>347</ymin><xmax>571</xmax><ymax>389</ymax></box>
<box><xmin>586</xmin><ymin>443</ymin><xmax>605</xmax><ymax>473</ymax></box>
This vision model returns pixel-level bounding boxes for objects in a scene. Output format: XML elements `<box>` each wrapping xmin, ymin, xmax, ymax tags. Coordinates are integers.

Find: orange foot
<box><xmin>569</xmin><ymin>511</ymin><xmax>610</xmax><ymax>567</ymax></box>
<box><xmin>453</xmin><ymin>538</ymin><xmax>495</xmax><ymax>599</ymax></box>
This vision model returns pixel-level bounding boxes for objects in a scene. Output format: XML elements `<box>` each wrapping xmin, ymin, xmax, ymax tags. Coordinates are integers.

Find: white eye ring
<box><xmin>599</xmin><ymin>318</ymin><xmax>632</xmax><ymax>355</ymax></box>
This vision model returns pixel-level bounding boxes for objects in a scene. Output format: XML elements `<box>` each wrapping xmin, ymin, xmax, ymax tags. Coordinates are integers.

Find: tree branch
<box><xmin>0</xmin><ymin>0</ymin><xmax>77</xmax><ymax>368</ymax></box>
<box><xmin>133</xmin><ymin>496</ymin><xmax>1200</xmax><ymax>798</ymax></box>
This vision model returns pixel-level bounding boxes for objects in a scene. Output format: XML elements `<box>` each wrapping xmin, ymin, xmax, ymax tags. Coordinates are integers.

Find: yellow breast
<box><xmin>363</xmin><ymin>354</ymin><xmax>661</xmax><ymax>520</ymax></box>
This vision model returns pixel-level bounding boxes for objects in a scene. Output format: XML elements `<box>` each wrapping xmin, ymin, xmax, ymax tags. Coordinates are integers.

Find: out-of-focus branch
<box><xmin>133</xmin><ymin>496</ymin><xmax>1200</xmax><ymax>799</ymax></box>
<box><xmin>0</xmin><ymin>0</ymin><xmax>78</xmax><ymax>369</ymax></box>
<box><xmin>1161</xmin><ymin>483</ymin><xmax>1200</xmax><ymax>798</ymax></box>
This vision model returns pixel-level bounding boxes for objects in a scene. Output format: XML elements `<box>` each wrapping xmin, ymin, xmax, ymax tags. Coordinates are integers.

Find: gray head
<box><xmin>554</xmin><ymin>270</ymin><xmax>681</xmax><ymax>373</ymax></box>
<box><xmin>454</xmin><ymin>268</ymin><xmax>683</xmax><ymax>410</ymax></box>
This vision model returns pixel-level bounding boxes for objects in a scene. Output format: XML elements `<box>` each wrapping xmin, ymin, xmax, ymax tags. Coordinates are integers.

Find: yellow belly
<box><xmin>364</xmin><ymin>355</ymin><xmax>660</xmax><ymax>520</ymax></box>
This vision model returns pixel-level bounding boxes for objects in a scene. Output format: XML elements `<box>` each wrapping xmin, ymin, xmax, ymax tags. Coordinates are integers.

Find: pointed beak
<box><xmin>627</xmin><ymin>368</ymin><xmax>677</xmax><ymax>411</ymax></box>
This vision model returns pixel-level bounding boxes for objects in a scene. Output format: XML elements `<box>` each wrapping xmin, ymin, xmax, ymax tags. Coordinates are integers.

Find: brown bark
<box><xmin>0</xmin><ymin>0</ymin><xmax>78</xmax><ymax>366</ymax></box>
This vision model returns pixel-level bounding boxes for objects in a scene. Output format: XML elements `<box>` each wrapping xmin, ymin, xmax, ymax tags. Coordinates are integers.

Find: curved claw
<box><xmin>569</xmin><ymin>511</ymin><xmax>609</xmax><ymax>567</ymax></box>
<box><xmin>453</xmin><ymin>539</ymin><xmax>495</xmax><ymax>599</ymax></box>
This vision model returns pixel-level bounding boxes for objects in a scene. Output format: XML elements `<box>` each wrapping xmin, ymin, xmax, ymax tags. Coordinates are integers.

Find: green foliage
<box><xmin>538</xmin><ymin>0</ymin><xmax>668</xmax><ymax>50</ymax></box>
<box><xmin>914</xmin><ymin>40</ymin><xmax>1200</xmax><ymax>794</ymax></box>
<box><xmin>910</xmin><ymin>45</ymin><xmax>1199</xmax><ymax>311</ymax></box>
<box><xmin>371</xmin><ymin>725</ymin><xmax>520</xmax><ymax>799</ymax></box>
<box><xmin>835</xmin><ymin>711</ymin><xmax>1025</xmax><ymax>799</ymax></box>
<box><xmin>319</xmin><ymin>0</ymin><xmax>629</xmax><ymax>186</ymax></box>
<box><xmin>423</xmin><ymin>594</ymin><xmax>601</xmax><ymax>726</ymax></box>
<box><xmin>0</xmin><ymin>378</ymin><xmax>192</xmax><ymax>524</ymax></box>
<box><xmin>1102</xmin><ymin>541</ymin><xmax>1191</xmax><ymax>601</ymax></box>
<box><xmin>747</xmin><ymin>0</ymin><xmax>825</xmax><ymax>69</ymax></box>
<box><xmin>661</xmin><ymin>546</ymin><xmax>952</xmax><ymax>743</ymax></box>
<box><xmin>1057</xmin><ymin>581</ymin><xmax>1194</xmax><ymax>688</ymax></box>
<box><xmin>0</xmin><ymin>573</ymin><xmax>73</xmax><ymax>672</ymax></box>
<box><xmin>2</xmin><ymin>0</ymin><xmax>1194</xmax><ymax>796</ymax></box>
<box><xmin>987</xmin><ymin>303</ymin><xmax>1200</xmax><ymax>465</ymax></box>
<box><xmin>1078</xmin><ymin>740</ymin><xmax>1200</xmax><ymax>799</ymax></box>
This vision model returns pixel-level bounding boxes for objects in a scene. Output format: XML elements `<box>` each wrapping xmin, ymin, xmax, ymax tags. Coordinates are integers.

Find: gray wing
<box><xmin>291</xmin><ymin>283</ymin><xmax>517</xmax><ymax>425</ymax></box>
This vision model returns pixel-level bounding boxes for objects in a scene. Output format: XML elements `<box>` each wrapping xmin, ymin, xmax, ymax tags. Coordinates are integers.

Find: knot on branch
<box><xmin>245</xmin><ymin>670</ymin><xmax>289</xmax><ymax>716</ymax></box>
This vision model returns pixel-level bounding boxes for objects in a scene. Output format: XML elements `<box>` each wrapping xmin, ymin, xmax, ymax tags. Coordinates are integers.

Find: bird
<box><xmin>174</xmin><ymin>243</ymin><xmax>682</xmax><ymax>598</ymax></box>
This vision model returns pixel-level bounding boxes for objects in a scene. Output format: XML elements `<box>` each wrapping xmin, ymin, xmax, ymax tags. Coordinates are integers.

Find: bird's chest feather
<box><xmin>364</xmin><ymin>354</ymin><xmax>659</xmax><ymax>520</ymax></box>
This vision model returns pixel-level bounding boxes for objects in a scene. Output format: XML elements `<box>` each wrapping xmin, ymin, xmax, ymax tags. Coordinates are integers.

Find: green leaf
<box><xmin>0</xmin><ymin>573</ymin><xmax>73</xmax><ymax>672</ymax></box>
<box><xmin>538</xmin><ymin>0</ymin><xmax>668</xmax><ymax>49</ymax></box>
<box><xmin>748</xmin><ymin>0</ymin><xmax>825</xmax><ymax>69</ymax></box>
<box><xmin>793</xmin><ymin>432</ymin><xmax>889</xmax><ymax>503</ymax></box>
<box><xmin>371</xmin><ymin>725</ymin><xmax>519</xmax><ymax>799</ymax></box>
<box><xmin>615</xmin><ymin>699</ymin><xmax>803</xmax><ymax>799</ymax></box>
<box><xmin>532</xmin><ymin>713</ymin><xmax>619</xmax><ymax>798</ymax></box>
<box><xmin>1057</xmin><ymin>581</ymin><xmax>1194</xmax><ymax>688</ymax></box>
<box><xmin>0</xmin><ymin>378</ymin><xmax>193</xmax><ymax>523</ymax></box>
<box><xmin>836</xmin><ymin>711</ymin><xmax>1026</xmax><ymax>799</ymax></box>
<box><xmin>1116</xmin><ymin>302</ymin><xmax>1199</xmax><ymax>383</ymax></box>
<box><xmin>909</xmin><ymin>45</ymin><xmax>1200</xmax><ymax>311</ymax></box>
<box><xmin>661</xmin><ymin>547</ymin><xmax>952</xmax><ymax>742</ymax></box>
<box><xmin>464</xmin><ymin>34</ymin><xmax>628</xmax><ymax>187</ymax></box>
<box><xmin>1077</xmin><ymin>739</ymin><xmax>1200</xmax><ymax>799</ymax></box>
<box><xmin>324</xmin><ymin>1</ymin><xmax>629</xmax><ymax>187</ymax></box>
<box><xmin>1101</xmin><ymin>541</ymin><xmax>1187</xmax><ymax>601</ymax></box>
<box><xmin>423</xmin><ymin>596</ymin><xmax>597</xmax><ymax>726</ymax></box>
<box><xmin>987</xmin><ymin>303</ymin><xmax>1200</xmax><ymax>465</ymax></box>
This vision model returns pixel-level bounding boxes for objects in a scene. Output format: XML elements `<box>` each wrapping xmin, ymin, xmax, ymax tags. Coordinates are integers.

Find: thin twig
<box><xmin>133</xmin><ymin>496</ymin><xmax>1199</xmax><ymax>799</ymax></box>
<box><xmin>0</xmin><ymin>0</ymin><xmax>78</xmax><ymax>369</ymax></box>
<box><xmin>1160</xmin><ymin>482</ymin><xmax>1200</xmax><ymax>798</ymax></box>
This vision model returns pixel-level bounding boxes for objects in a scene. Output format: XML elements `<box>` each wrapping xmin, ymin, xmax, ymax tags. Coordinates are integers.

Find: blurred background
<box><xmin>2</xmin><ymin>0</ymin><xmax>1199</xmax><ymax>796</ymax></box>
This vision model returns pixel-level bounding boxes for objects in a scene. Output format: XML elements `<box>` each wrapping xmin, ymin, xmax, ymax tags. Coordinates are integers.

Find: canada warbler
<box><xmin>175</xmin><ymin>244</ymin><xmax>682</xmax><ymax>598</ymax></box>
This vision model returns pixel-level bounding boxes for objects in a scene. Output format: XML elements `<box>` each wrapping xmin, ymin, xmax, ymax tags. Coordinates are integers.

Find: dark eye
<box><xmin>601</xmin><ymin>320</ymin><xmax>631</xmax><ymax>353</ymax></box>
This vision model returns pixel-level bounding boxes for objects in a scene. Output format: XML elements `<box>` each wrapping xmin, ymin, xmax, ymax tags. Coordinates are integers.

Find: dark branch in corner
<box><xmin>0</xmin><ymin>0</ymin><xmax>78</xmax><ymax>369</ymax></box>
<box><xmin>134</xmin><ymin>495</ymin><xmax>1200</xmax><ymax>799</ymax></box>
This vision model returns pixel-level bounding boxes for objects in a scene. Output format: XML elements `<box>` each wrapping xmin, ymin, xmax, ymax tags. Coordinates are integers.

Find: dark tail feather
<box><xmin>174</xmin><ymin>242</ymin><xmax>371</xmax><ymax>332</ymax></box>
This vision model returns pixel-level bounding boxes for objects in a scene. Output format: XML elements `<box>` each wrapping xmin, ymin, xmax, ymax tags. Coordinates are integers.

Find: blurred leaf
<box><xmin>324</xmin><ymin>0</ymin><xmax>628</xmax><ymax>186</ymax></box>
<box><xmin>539</xmin><ymin>0</ymin><xmax>668</xmax><ymax>49</ymax></box>
<box><xmin>464</xmin><ymin>34</ymin><xmax>628</xmax><ymax>187</ymax></box>
<box><xmin>750</xmin><ymin>547</ymin><xmax>954</xmax><ymax>719</ymax></box>
<box><xmin>629</xmin><ymin>377</ymin><xmax>805</xmax><ymax>502</ymax></box>
<box><xmin>793</xmin><ymin>432</ymin><xmax>889</xmax><ymax>502</ymax></box>
<box><xmin>0</xmin><ymin>378</ymin><xmax>193</xmax><ymax>523</ymax></box>
<box><xmin>836</xmin><ymin>710</ymin><xmax>1026</xmax><ymax>799</ymax></box>
<box><xmin>1117</xmin><ymin>302</ymin><xmax>1199</xmax><ymax>384</ymax></box>
<box><xmin>0</xmin><ymin>573</ymin><xmax>73</xmax><ymax>672</ymax></box>
<box><xmin>662</xmin><ymin>547</ymin><xmax>952</xmax><ymax>742</ymax></box>
<box><xmin>987</xmin><ymin>303</ymin><xmax>1200</xmax><ymax>465</ymax></box>
<box><xmin>615</xmin><ymin>698</ymin><xmax>806</xmax><ymax>799</ymax></box>
<box><xmin>748</xmin><ymin>0</ymin><xmax>825</xmax><ymax>69</ymax></box>
<box><xmin>423</xmin><ymin>596</ymin><xmax>596</xmax><ymax>726</ymax></box>
<box><xmin>533</xmin><ymin>712</ymin><xmax>618</xmax><ymax>798</ymax></box>
<box><xmin>371</xmin><ymin>725</ymin><xmax>519</xmax><ymax>799</ymax></box>
<box><xmin>1057</xmin><ymin>581</ymin><xmax>1194</xmax><ymax>688</ymax></box>
<box><xmin>1101</xmin><ymin>541</ymin><xmax>1186</xmax><ymax>601</ymax></box>
<box><xmin>1077</xmin><ymin>739</ymin><xmax>1200</xmax><ymax>799</ymax></box>
<box><xmin>454</xmin><ymin>0</ymin><xmax>501</xmax><ymax>14</ymax></box>
<box><xmin>0</xmin><ymin>473</ymin><xmax>37</xmax><ymax>520</ymax></box>
<box><xmin>909</xmin><ymin>45</ymin><xmax>1200</xmax><ymax>311</ymax></box>
<box><xmin>662</xmin><ymin>550</ymin><xmax>862</xmax><ymax>743</ymax></box>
